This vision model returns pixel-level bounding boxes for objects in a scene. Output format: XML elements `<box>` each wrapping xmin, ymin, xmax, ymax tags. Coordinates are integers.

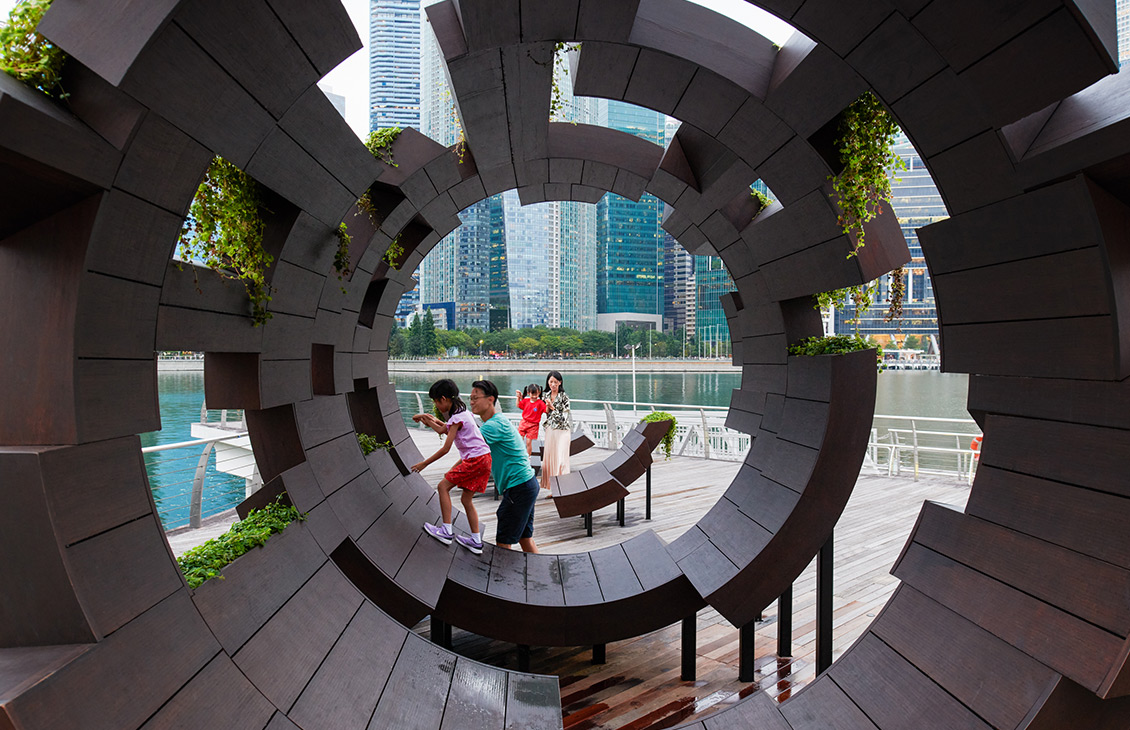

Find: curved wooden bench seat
<box><xmin>549</xmin><ymin>418</ymin><xmax>671</xmax><ymax>518</ymax></box>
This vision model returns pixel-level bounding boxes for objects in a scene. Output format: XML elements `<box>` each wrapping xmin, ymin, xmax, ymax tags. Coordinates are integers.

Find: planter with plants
<box><xmin>640</xmin><ymin>411</ymin><xmax>677</xmax><ymax>460</ymax></box>
<box><xmin>176</xmin><ymin>496</ymin><xmax>304</xmax><ymax>589</ymax></box>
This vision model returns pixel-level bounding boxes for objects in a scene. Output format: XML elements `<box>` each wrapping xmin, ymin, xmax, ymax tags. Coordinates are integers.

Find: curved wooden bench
<box><xmin>549</xmin><ymin>418</ymin><xmax>671</xmax><ymax>518</ymax></box>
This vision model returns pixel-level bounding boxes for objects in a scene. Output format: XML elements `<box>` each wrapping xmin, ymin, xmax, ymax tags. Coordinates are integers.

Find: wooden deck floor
<box><xmin>407</xmin><ymin>429</ymin><xmax>972</xmax><ymax>730</ymax></box>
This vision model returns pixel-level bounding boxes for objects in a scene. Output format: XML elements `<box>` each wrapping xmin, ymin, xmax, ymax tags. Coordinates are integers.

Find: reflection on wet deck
<box><xmin>410</xmin><ymin>430</ymin><xmax>971</xmax><ymax>729</ymax></box>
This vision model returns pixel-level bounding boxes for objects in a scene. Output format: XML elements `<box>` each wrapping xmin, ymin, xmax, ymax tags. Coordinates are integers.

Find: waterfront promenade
<box><xmin>167</xmin><ymin>429</ymin><xmax>970</xmax><ymax>729</ymax></box>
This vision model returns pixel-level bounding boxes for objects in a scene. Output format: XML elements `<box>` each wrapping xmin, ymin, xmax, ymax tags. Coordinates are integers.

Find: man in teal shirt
<box><xmin>468</xmin><ymin>380</ymin><xmax>540</xmax><ymax>554</ymax></box>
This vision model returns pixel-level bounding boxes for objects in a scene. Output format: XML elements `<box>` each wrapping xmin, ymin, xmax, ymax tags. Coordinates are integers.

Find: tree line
<box><xmin>390</xmin><ymin>317</ymin><xmax>703</xmax><ymax>358</ymax></box>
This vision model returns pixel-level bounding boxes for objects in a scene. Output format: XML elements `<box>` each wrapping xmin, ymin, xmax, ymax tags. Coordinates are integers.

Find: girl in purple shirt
<box><xmin>412</xmin><ymin>379</ymin><xmax>492</xmax><ymax>553</ymax></box>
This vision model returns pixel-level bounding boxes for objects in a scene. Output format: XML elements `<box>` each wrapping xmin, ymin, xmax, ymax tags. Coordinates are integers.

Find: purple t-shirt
<box><xmin>447</xmin><ymin>410</ymin><xmax>490</xmax><ymax>459</ymax></box>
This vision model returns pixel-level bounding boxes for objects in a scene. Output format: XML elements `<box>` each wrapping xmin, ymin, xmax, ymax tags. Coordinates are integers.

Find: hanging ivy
<box><xmin>885</xmin><ymin>266</ymin><xmax>905</xmax><ymax>322</ymax></box>
<box><xmin>549</xmin><ymin>42</ymin><xmax>581</xmax><ymax>122</ymax></box>
<box><xmin>383</xmin><ymin>234</ymin><xmax>404</xmax><ymax>269</ymax></box>
<box><xmin>334</xmin><ymin>222</ymin><xmax>351</xmax><ymax>292</ymax></box>
<box><xmin>178</xmin><ymin>157</ymin><xmax>274</xmax><ymax>325</ymax></box>
<box><xmin>829</xmin><ymin>91</ymin><xmax>906</xmax><ymax>255</ymax></box>
<box><xmin>750</xmin><ymin>188</ymin><xmax>773</xmax><ymax>220</ymax></box>
<box><xmin>358</xmin><ymin>127</ymin><xmax>402</xmax><ymax>223</ymax></box>
<box><xmin>357</xmin><ymin>433</ymin><xmax>392</xmax><ymax>455</ymax></box>
<box><xmin>641</xmin><ymin>411</ymin><xmax>677</xmax><ymax>460</ymax></box>
<box><xmin>0</xmin><ymin>0</ymin><xmax>66</xmax><ymax>98</ymax></box>
<box><xmin>789</xmin><ymin>334</ymin><xmax>882</xmax><ymax>367</ymax></box>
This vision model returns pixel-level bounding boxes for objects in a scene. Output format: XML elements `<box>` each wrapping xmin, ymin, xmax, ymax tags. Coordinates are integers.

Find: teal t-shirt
<box><xmin>479</xmin><ymin>414</ymin><xmax>535</xmax><ymax>493</ymax></box>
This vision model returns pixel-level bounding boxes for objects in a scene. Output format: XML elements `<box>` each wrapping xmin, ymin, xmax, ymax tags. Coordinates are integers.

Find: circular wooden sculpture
<box><xmin>1</xmin><ymin>1</ymin><xmax>1130</xmax><ymax>729</ymax></box>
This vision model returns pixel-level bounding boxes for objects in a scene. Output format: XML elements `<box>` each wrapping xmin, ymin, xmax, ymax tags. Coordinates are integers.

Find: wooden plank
<box><xmin>367</xmin><ymin>634</ymin><xmax>456</xmax><ymax>730</ymax></box>
<box><xmin>288</xmin><ymin>602</ymin><xmax>407</xmax><ymax>730</ymax></box>
<box><xmin>439</xmin><ymin>658</ymin><xmax>508</xmax><ymax>730</ymax></box>
<box><xmin>138</xmin><ymin>654</ymin><xmax>275</xmax><ymax>730</ymax></box>
<box><xmin>622</xmin><ymin>531</ymin><xmax>683</xmax><ymax>591</ymax></box>
<box><xmin>295</xmin><ymin>394</ymin><xmax>354</xmax><ymax>449</ymax></box>
<box><xmin>589</xmin><ymin>545</ymin><xmax>643</xmax><ymax>602</ymax></box>
<box><xmin>525</xmin><ymin>554</ymin><xmax>566</xmax><ymax>607</ymax></box>
<box><xmin>559</xmin><ymin>552</ymin><xmax>603</xmax><ymax>606</ymax></box>
<box><xmin>779</xmin><ymin>676</ymin><xmax>879</xmax><ymax>730</ymax></box>
<box><xmin>504</xmin><ymin>671</ymin><xmax>561</xmax><ymax>730</ymax></box>
<box><xmin>329</xmin><ymin>471</ymin><xmax>392</xmax><ymax>539</ymax></box>
<box><xmin>234</xmin><ymin>562</ymin><xmax>364</xmax><ymax>711</ymax></box>
<box><xmin>487</xmin><ymin>543</ymin><xmax>527</xmax><ymax>602</ymax></box>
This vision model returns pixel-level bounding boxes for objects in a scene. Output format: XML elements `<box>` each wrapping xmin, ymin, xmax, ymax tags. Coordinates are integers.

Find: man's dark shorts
<box><xmin>496</xmin><ymin>476</ymin><xmax>539</xmax><ymax>544</ymax></box>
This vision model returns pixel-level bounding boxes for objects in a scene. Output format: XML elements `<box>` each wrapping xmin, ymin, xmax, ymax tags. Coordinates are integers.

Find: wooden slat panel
<box><xmin>871</xmin><ymin>586</ymin><xmax>1058</xmax><ymax>730</ymax></box>
<box><xmin>590</xmin><ymin>545</ymin><xmax>643</xmax><ymax>602</ymax></box>
<box><xmin>487</xmin><ymin>544</ymin><xmax>527</xmax><ymax>602</ymax></box>
<box><xmin>526</xmin><ymin>554</ymin><xmax>566</xmax><ymax>607</ymax></box>
<box><xmin>288</xmin><ymin>602</ymin><xmax>407</xmax><ymax>730</ymax></box>
<box><xmin>192</xmin><ymin>523</ymin><xmax>326</xmax><ymax>654</ymax></box>
<box><xmin>724</xmin><ymin>471</ymin><xmax>800</xmax><ymax>533</ymax></box>
<box><xmin>703</xmin><ymin>690</ymin><xmax>789</xmax><ymax>729</ymax></box>
<box><xmin>894</xmin><ymin>542</ymin><xmax>1121</xmax><ymax>691</ymax></box>
<box><xmin>367</xmin><ymin>634</ymin><xmax>456</xmax><ymax>730</ymax></box>
<box><xmin>967</xmin><ymin>464</ymin><xmax>1130</xmax><ymax>569</ymax></box>
<box><xmin>234</xmin><ymin>562</ymin><xmax>363</xmax><ymax>711</ymax></box>
<box><xmin>559</xmin><ymin>552</ymin><xmax>603</xmax><ymax>606</ymax></box>
<box><xmin>439</xmin><ymin>658</ymin><xmax>508</xmax><ymax>730</ymax></box>
<box><xmin>503</xmin><ymin>671</ymin><xmax>562</xmax><ymax>730</ymax></box>
<box><xmin>829</xmin><ymin>633</ymin><xmax>991</xmax><ymax>730</ymax></box>
<box><xmin>677</xmin><ymin>539</ymin><xmax>739</xmax><ymax>600</ymax></box>
<box><xmin>328</xmin><ymin>471</ymin><xmax>392</xmax><ymax>539</ymax></box>
<box><xmin>779</xmin><ymin>676</ymin><xmax>879</xmax><ymax>730</ymax></box>
<box><xmin>306</xmin><ymin>433</ymin><xmax>370</xmax><ymax>496</ymax></box>
<box><xmin>622</xmin><ymin>531</ymin><xmax>682</xmax><ymax>591</ymax></box>
<box><xmin>913</xmin><ymin>502</ymin><xmax>1130</xmax><ymax>633</ymax></box>
<box><xmin>138</xmin><ymin>654</ymin><xmax>275</xmax><ymax>730</ymax></box>
<box><xmin>395</xmin><ymin>534</ymin><xmax>455</xmax><ymax>609</ymax></box>
<box><xmin>295</xmin><ymin>394</ymin><xmax>354</xmax><ymax>449</ymax></box>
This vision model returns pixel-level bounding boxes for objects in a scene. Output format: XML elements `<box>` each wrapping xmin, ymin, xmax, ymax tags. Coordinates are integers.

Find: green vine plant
<box><xmin>789</xmin><ymin>334</ymin><xmax>883</xmax><ymax>368</ymax></box>
<box><xmin>0</xmin><ymin>0</ymin><xmax>66</xmax><ymax>99</ymax></box>
<box><xmin>750</xmin><ymin>188</ymin><xmax>773</xmax><ymax>221</ymax></box>
<box><xmin>357</xmin><ymin>433</ymin><xmax>392</xmax><ymax>455</ymax></box>
<box><xmin>641</xmin><ymin>411</ymin><xmax>678</xmax><ymax>460</ymax></box>
<box><xmin>816</xmin><ymin>91</ymin><xmax>907</xmax><ymax>331</ymax></box>
<box><xmin>885</xmin><ymin>265</ymin><xmax>905</xmax><ymax>322</ymax></box>
<box><xmin>334</xmin><ymin>222</ymin><xmax>351</xmax><ymax>292</ymax></box>
<box><xmin>383</xmin><ymin>234</ymin><xmax>404</xmax><ymax>269</ymax></box>
<box><xmin>550</xmin><ymin>42</ymin><xmax>580</xmax><ymax>122</ymax></box>
<box><xmin>357</xmin><ymin>126</ymin><xmax>403</xmax><ymax>223</ymax></box>
<box><xmin>178</xmin><ymin>156</ymin><xmax>274</xmax><ymax>325</ymax></box>
<box><xmin>175</xmin><ymin>495</ymin><xmax>304</xmax><ymax>589</ymax></box>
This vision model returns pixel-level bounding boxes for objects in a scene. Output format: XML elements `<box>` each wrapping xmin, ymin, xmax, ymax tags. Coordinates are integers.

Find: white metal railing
<box><xmin>866</xmin><ymin>414</ymin><xmax>982</xmax><ymax>482</ymax></box>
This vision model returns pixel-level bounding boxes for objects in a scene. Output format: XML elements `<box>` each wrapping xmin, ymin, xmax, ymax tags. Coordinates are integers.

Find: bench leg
<box><xmin>617</xmin><ymin>497</ymin><xmax>625</xmax><ymax>526</ymax></box>
<box><xmin>739</xmin><ymin>620</ymin><xmax>757</xmax><ymax>682</ymax></box>
<box><xmin>681</xmin><ymin>614</ymin><xmax>696</xmax><ymax>681</ymax></box>
<box><xmin>817</xmin><ymin>532</ymin><xmax>834</xmax><ymax>674</ymax></box>
<box><xmin>518</xmin><ymin>644</ymin><xmax>531</xmax><ymax>672</ymax></box>
<box><xmin>430</xmin><ymin>616</ymin><xmax>451</xmax><ymax>649</ymax></box>
<box><xmin>777</xmin><ymin>584</ymin><xmax>793</xmax><ymax>658</ymax></box>
<box><xmin>592</xmin><ymin>644</ymin><xmax>606</xmax><ymax>665</ymax></box>
<box><xmin>645</xmin><ymin>465</ymin><xmax>652</xmax><ymax>520</ymax></box>
<box><xmin>585</xmin><ymin>512</ymin><xmax>593</xmax><ymax>537</ymax></box>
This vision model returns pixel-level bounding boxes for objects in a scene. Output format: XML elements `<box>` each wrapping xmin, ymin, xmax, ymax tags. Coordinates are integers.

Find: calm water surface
<box><xmin>150</xmin><ymin>368</ymin><xmax>971</xmax><ymax>527</ymax></box>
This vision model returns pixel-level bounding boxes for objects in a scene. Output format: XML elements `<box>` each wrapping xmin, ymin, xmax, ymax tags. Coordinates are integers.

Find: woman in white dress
<box><xmin>539</xmin><ymin>370</ymin><xmax>571</xmax><ymax>492</ymax></box>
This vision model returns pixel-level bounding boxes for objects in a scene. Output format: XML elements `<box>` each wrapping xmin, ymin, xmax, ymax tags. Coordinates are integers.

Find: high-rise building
<box><xmin>695</xmin><ymin>255</ymin><xmax>734</xmax><ymax>356</ymax></box>
<box><xmin>595</xmin><ymin>100</ymin><xmax>666</xmax><ymax>321</ymax></box>
<box><xmin>501</xmin><ymin>191</ymin><xmax>560</xmax><ymax>329</ymax></box>
<box><xmin>832</xmin><ymin>133</ymin><xmax>946</xmax><ymax>348</ymax></box>
<box><xmin>369</xmin><ymin>0</ymin><xmax>421</xmax><ymax>132</ymax></box>
<box><xmin>1118</xmin><ymin>0</ymin><xmax>1130</xmax><ymax>66</ymax></box>
<box><xmin>662</xmin><ymin>224</ymin><xmax>695</xmax><ymax>337</ymax></box>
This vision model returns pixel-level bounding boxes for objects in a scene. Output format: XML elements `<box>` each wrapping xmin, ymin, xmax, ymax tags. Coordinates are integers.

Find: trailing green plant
<box><xmin>176</xmin><ymin>496</ymin><xmax>303</xmax><ymax>589</ymax></box>
<box><xmin>641</xmin><ymin>411</ymin><xmax>678</xmax><ymax>460</ymax></box>
<box><xmin>815</xmin><ymin>281</ymin><xmax>878</xmax><ymax>336</ymax></box>
<box><xmin>178</xmin><ymin>156</ymin><xmax>273</xmax><ymax>325</ymax></box>
<box><xmin>357</xmin><ymin>433</ymin><xmax>392</xmax><ymax>456</ymax></box>
<box><xmin>829</xmin><ymin>91</ymin><xmax>906</xmax><ymax>256</ymax></box>
<box><xmin>383</xmin><ymin>234</ymin><xmax>404</xmax><ymax>269</ymax></box>
<box><xmin>357</xmin><ymin>126</ymin><xmax>403</xmax><ymax>223</ymax></box>
<box><xmin>750</xmin><ymin>188</ymin><xmax>773</xmax><ymax>220</ymax></box>
<box><xmin>334</xmin><ymin>222</ymin><xmax>352</xmax><ymax>293</ymax></box>
<box><xmin>885</xmin><ymin>266</ymin><xmax>905</xmax><ymax>322</ymax></box>
<box><xmin>0</xmin><ymin>0</ymin><xmax>66</xmax><ymax>98</ymax></box>
<box><xmin>550</xmin><ymin>42</ymin><xmax>581</xmax><ymax>122</ymax></box>
<box><xmin>789</xmin><ymin>334</ymin><xmax>883</xmax><ymax>367</ymax></box>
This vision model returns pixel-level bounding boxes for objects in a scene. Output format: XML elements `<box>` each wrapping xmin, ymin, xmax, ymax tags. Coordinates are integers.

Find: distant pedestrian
<box><xmin>540</xmin><ymin>370</ymin><xmax>571</xmax><ymax>492</ymax></box>
<box><xmin>470</xmin><ymin>380</ymin><xmax>539</xmax><ymax>553</ymax></box>
<box><xmin>516</xmin><ymin>383</ymin><xmax>547</xmax><ymax>455</ymax></box>
<box><xmin>412</xmin><ymin>379</ymin><xmax>491</xmax><ymax>554</ymax></box>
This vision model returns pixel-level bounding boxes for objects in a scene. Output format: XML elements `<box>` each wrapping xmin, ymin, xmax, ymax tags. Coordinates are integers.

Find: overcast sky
<box><xmin>3</xmin><ymin>0</ymin><xmax>796</xmax><ymax>140</ymax></box>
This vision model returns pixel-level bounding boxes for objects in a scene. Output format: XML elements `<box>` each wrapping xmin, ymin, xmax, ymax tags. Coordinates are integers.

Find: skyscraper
<box><xmin>595</xmin><ymin>100</ymin><xmax>665</xmax><ymax>320</ymax></box>
<box><xmin>500</xmin><ymin>191</ymin><xmax>560</xmax><ymax>329</ymax></box>
<box><xmin>1119</xmin><ymin>0</ymin><xmax>1130</xmax><ymax>66</ymax></box>
<box><xmin>369</xmin><ymin>0</ymin><xmax>421</xmax><ymax>132</ymax></box>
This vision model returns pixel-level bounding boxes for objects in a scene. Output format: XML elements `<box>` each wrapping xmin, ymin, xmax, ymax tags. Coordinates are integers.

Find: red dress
<box><xmin>517</xmin><ymin>396</ymin><xmax>547</xmax><ymax>439</ymax></box>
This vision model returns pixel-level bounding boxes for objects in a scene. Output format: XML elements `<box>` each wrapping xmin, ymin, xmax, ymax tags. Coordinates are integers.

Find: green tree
<box><xmin>582</xmin><ymin>330</ymin><xmax>614</xmax><ymax>355</ymax></box>
<box><xmin>513</xmin><ymin>336</ymin><xmax>540</xmax><ymax>355</ymax></box>
<box><xmin>407</xmin><ymin>314</ymin><xmax>424</xmax><ymax>356</ymax></box>
<box><xmin>561</xmin><ymin>335</ymin><xmax>584</xmax><ymax>356</ymax></box>
<box><xmin>540</xmin><ymin>335</ymin><xmax>564</xmax><ymax>356</ymax></box>
<box><xmin>903</xmin><ymin>334</ymin><xmax>921</xmax><ymax>350</ymax></box>
<box><xmin>389</xmin><ymin>323</ymin><xmax>406</xmax><ymax>357</ymax></box>
<box><xmin>422</xmin><ymin>310</ymin><xmax>439</xmax><ymax>356</ymax></box>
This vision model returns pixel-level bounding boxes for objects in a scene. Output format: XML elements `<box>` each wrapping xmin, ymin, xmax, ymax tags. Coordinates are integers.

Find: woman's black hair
<box><xmin>428</xmin><ymin>378</ymin><xmax>466</xmax><ymax>415</ymax></box>
<box><xmin>525</xmin><ymin>383</ymin><xmax>542</xmax><ymax>397</ymax></box>
<box><xmin>544</xmin><ymin>370</ymin><xmax>565</xmax><ymax>394</ymax></box>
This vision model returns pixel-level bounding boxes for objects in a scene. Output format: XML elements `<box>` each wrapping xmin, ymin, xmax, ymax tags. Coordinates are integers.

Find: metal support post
<box><xmin>816</xmin><ymin>532</ymin><xmax>834</xmax><ymax>674</ymax></box>
<box><xmin>777</xmin><ymin>585</ymin><xmax>793</xmax><ymax>658</ymax></box>
<box><xmin>592</xmin><ymin>644</ymin><xmax>606</xmax><ymax>665</ymax></box>
<box><xmin>739</xmin><ymin>620</ymin><xmax>757</xmax><ymax>682</ymax></box>
<box><xmin>681</xmin><ymin>614</ymin><xmax>696</xmax><ymax>681</ymax></box>
<box><xmin>430</xmin><ymin>616</ymin><xmax>451</xmax><ymax>648</ymax></box>
<box><xmin>518</xmin><ymin>644</ymin><xmax>531</xmax><ymax>672</ymax></box>
<box><xmin>645</xmin><ymin>465</ymin><xmax>652</xmax><ymax>520</ymax></box>
<box><xmin>617</xmin><ymin>497</ymin><xmax>625</xmax><ymax>527</ymax></box>
<box><xmin>585</xmin><ymin>512</ymin><xmax>593</xmax><ymax>537</ymax></box>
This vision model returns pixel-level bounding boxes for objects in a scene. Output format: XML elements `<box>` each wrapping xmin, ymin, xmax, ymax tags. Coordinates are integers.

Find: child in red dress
<box><xmin>515</xmin><ymin>383</ymin><xmax>547</xmax><ymax>455</ymax></box>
